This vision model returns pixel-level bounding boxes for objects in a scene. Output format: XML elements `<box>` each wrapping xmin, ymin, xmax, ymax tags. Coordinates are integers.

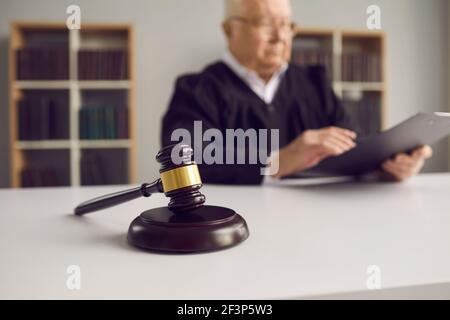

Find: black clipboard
<box><xmin>288</xmin><ymin>112</ymin><xmax>450</xmax><ymax>178</ymax></box>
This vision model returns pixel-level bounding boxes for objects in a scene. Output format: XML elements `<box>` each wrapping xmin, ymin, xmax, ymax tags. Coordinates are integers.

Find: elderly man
<box><xmin>161</xmin><ymin>0</ymin><xmax>432</xmax><ymax>184</ymax></box>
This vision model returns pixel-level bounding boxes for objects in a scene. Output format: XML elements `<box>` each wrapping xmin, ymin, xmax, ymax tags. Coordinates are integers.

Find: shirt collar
<box><xmin>222</xmin><ymin>49</ymin><xmax>288</xmax><ymax>87</ymax></box>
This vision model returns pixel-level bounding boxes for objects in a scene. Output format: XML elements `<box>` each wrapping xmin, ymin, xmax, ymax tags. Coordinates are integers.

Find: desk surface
<box><xmin>1</xmin><ymin>173</ymin><xmax>450</xmax><ymax>299</ymax></box>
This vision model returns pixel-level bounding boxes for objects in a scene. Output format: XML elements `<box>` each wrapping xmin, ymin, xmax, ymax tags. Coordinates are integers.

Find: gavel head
<box><xmin>156</xmin><ymin>144</ymin><xmax>206</xmax><ymax>213</ymax></box>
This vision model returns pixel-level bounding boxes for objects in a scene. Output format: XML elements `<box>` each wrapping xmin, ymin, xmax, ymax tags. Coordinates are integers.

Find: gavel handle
<box><xmin>74</xmin><ymin>179</ymin><xmax>163</xmax><ymax>215</ymax></box>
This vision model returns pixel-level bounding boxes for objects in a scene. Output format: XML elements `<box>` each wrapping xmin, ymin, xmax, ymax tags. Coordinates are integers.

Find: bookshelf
<box><xmin>292</xmin><ymin>28</ymin><xmax>386</xmax><ymax>136</ymax></box>
<box><xmin>9</xmin><ymin>22</ymin><xmax>136</xmax><ymax>187</ymax></box>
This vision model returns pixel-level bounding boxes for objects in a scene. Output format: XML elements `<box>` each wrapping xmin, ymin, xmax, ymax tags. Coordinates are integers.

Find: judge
<box><xmin>161</xmin><ymin>0</ymin><xmax>432</xmax><ymax>184</ymax></box>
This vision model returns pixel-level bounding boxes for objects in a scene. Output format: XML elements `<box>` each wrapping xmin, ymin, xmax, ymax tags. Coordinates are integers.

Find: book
<box><xmin>78</xmin><ymin>49</ymin><xmax>129</xmax><ymax>80</ymax></box>
<box><xmin>16</xmin><ymin>46</ymin><xmax>69</xmax><ymax>80</ymax></box>
<box><xmin>21</xmin><ymin>166</ymin><xmax>59</xmax><ymax>187</ymax></box>
<box><xmin>81</xmin><ymin>152</ymin><xmax>105</xmax><ymax>185</ymax></box>
<box><xmin>341</xmin><ymin>52</ymin><xmax>381</xmax><ymax>82</ymax></box>
<box><xmin>79</xmin><ymin>106</ymin><xmax>128</xmax><ymax>140</ymax></box>
<box><xmin>292</xmin><ymin>48</ymin><xmax>333</xmax><ymax>79</ymax></box>
<box><xmin>17</xmin><ymin>96</ymin><xmax>68</xmax><ymax>140</ymax></box>
<box><xmin>343</xmin><ymin>94</ymin><xmax>381</xmax><ymax>137</ymax></box>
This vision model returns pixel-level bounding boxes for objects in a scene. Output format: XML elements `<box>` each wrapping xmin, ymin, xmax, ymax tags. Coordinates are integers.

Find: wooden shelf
<box><xmin>78</xmin><ymin>81</ymin><xmax>131</xmax><ymax>89</ymax></box>
<box><xmin>9</xmin><ymin>22</ymin><xmax>136</xmax><ymax>187</ymax></box>
<box><xmin>14</xmin><ymin>139</ymin><xmax>131</xmax><ymax>150</ymax></box>
<box><xmin>15</xmin><ymin>81</ymin><xmax>71</xmax><ymax>89</ymax></box>
<box><xmin>336</xmin><ymin>82</ymin><xmax>385</xmax><ymax>91</ymax></box>
<box><xmin>79</xmin><ymin>139</ymin><xmax>131</xmax><ymax>148</ymax></box>
<box><xmin>15</xmin><ymin>140</ymin><xmax>71</xmax><ymax>149</ymax></box>
<box><xmin>14</xmin><ymin>80</ymin><xmax>131</xmax><ymax>90</ymax></box>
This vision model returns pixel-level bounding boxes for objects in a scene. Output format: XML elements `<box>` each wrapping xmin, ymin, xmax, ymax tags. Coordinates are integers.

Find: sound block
<box><xmin>127</xmin><ymin>205</ymin><xmax>249</xmax><ymax>253</ymax></box>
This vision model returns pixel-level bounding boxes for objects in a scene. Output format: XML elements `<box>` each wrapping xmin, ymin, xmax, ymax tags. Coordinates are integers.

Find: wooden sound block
<box><xmin>127</xmin><ymin>205</ymin><xmax>249</xmax><ymax>253</ymax></box>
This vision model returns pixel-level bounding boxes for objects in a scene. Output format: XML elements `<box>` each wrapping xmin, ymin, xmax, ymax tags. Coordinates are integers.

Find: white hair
<box><xmin>224</xmin><ymin>0</ymin><xmax>292</xmax><ymax>21</ymax></box>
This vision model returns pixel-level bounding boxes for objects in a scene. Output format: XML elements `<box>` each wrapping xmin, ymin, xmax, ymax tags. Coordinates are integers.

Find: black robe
<box><xmin>161</xmin><ymin>62</ymin><xmax>357</xmax><ymax>185</ymax></box>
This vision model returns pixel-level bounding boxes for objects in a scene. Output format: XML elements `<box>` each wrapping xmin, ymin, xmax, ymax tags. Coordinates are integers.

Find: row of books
<box><xmin>21</xmin><ymin>166</ymin><xmax>60</xmax><ymax>187</ymax></box>
<box><xmin>81</xmin><ymin>151</ymin><xmax>127</xmax><ymax>185</ymax></box>
<box><xmin>20</xmin><ymin>149</ymin><xmax>128</xmax><ymax>187</ymax></box>
<box><xmin>343</xmin><ymin>96</ymin><xmax>381</xmax><ymax>136</ymax></box>
<box><xmin>18</xmin><ymin>97</ymin><xmax>69</xmax><ymax>140</ymax></box>
<box><xmin>341</xmin><ymin>53</ymin><xmax>382</xmax><ymax>82</ymax></box>
<box><xmin>291</xmin><ymin>48</ymin><xmax>382</xmax><ymax>82</ymax></box>
<box><xmin>292</xmin><ymin>49</ymin><xmax>333</xmax><ymax>77</ymax></box>
<box><xmin>16</xmin><ymin>47</ymin><xmax>69</xmax><ymax>80</ymax></box>
<box><xmin>78</xmin><ymin>50</ymin><xmax>129</xmax><ymax>80</ymax></box>
<box><xmin>81</xmin><ymin>153</ymin><xmax>106</xmax><ymax>185</ymax></box>
<box><xmin>79</xmin><ymin>106</ymin><xmax>129</xmax><ymax>139</ymax></box>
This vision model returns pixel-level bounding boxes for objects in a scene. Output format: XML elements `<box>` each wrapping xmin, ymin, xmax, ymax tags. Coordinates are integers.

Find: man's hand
<box><xmin>272</xmin><ymin>126</ymin><xmax>357</xmax><ymax>178</ymax></box>
<box><xmin>380</xmin><ymin>145</ymin><xmax>432</xmax><ymax>182</ymax></box>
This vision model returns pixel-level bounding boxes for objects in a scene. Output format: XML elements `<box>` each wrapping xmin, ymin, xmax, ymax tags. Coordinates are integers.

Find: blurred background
<box><xmin>0</xmin><ymin>0</ymin><xmax>448</xmax><ymax>188</ymax></box>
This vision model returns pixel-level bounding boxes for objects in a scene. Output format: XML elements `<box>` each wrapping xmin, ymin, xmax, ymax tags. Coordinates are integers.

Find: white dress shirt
<box><xmin>222</xmin><ymin>49</ymin><xmax>288</xmax><ymax>105</ymax></box>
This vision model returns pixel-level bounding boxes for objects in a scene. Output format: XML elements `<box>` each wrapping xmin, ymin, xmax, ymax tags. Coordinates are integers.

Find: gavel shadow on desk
<box><xmin>73</xmin><ymin>144</ymin><xmax>249</xmax><ymax>254</ymax></box>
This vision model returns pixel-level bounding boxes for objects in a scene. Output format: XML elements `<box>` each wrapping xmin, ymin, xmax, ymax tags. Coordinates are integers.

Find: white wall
<box><xmin>0</xmin><ymin>0</ymin><xmax>448</xmax><ymax>187</ymax></box>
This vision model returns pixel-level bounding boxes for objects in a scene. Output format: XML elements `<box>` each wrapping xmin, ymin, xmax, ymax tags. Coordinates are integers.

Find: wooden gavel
<box><xmin>74</xmin><ymin>144</ymin><xmax>249</xmax><ymax>253</ymax></box>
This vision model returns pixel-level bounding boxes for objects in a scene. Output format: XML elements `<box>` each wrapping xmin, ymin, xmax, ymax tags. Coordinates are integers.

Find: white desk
<box><xmin>1</xmin><ymin>173</ymin><xmax>450</xmax><ymax>299</ymax></box>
